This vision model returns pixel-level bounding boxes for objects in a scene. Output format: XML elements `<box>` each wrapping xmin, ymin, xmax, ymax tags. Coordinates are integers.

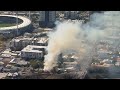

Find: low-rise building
<box><xmin>10</xmin><ymin>37</ymin><xmax>37</xmax><ymax>51</ymax></box>
<box><xmin>0</xmin><ymin>61</ymin><xmax>4</xmax><ymax>66</ymax></box>
<box><xmin>97</xmin><ymin>50</ymin><xmax>109</xmax><ymax>59</ymax></box>
<box><xmin>10</xmin><ymin>36</ymin><xmax>48</xmax><ymax>51</ymax></box>
<box><xmin>100</xmin><ymin>59</ymin><xmax>113</xmax><ymax>64</ymax></box>
<box><xmin>16</xmin><ymin>60</ymin><xmax>29</xmax><ymax>66</ymax></box>
<box><xmin>7</xmin><ymin>72</ymin><xmax>19</xmax><ymax>78</ymax></box>
<box><xmin>6</xmin><ymin>64</ymin><xmax>12</xmax><ymax>69</ymax></box>
<box><xmin>36</xmin><ymin>37</ymin><xmax>48</xmax><ymax>46</ymax></box>
<box><xmin>1</xmin><ymin>49</ymin><xmax>19</xmax><ymax>58</ymax></box>
<box><xmin>20</xmin><ymin>45</ymin><xmax>46</xmax><ymax>59</ymax></box>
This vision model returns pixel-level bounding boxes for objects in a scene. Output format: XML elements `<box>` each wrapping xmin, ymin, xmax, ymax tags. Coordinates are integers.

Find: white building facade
<box><xmin>20</xmin><ymin>45</ymin><xmax>46</xmax><ymax>59</ymax></box>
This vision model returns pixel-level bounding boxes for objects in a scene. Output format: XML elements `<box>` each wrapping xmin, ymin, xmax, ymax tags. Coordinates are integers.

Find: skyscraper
<box><xmin>39</xmin><ymin>11</ymin><xmax>56</xmax><ymax>28</ymax></box>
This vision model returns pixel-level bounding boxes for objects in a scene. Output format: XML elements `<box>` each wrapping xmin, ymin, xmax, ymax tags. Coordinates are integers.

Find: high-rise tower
<box><xmin>39</xmin><ymin>11</ymin><xmax>56</xmax><ymax>28</ymax></box>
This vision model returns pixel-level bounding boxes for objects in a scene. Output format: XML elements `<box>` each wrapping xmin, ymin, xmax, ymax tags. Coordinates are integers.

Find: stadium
<box><xmin>0</xmin><ymin>15</ymin><xmax>33</xmax><ymax>38</ymax></box>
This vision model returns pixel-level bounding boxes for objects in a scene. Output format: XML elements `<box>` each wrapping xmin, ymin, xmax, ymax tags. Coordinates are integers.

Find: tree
<box><xmin>62</xmin><ymin>73</ymin><xmax>80</xmax><ymax>79</ymax></box>
<box><xmin>95</xmin><ymin>74</ymin><xmax>102</xmax><ymax>79</ymax></box>
<box><xmin>30</xmin><ymin>60</ymin><xmax>39</xmax><ymax>69</ymax></box>
<box><xmin>30</xmin><ymin>60</ymin><xmax>44</xmax><ymax>69</ymax></box>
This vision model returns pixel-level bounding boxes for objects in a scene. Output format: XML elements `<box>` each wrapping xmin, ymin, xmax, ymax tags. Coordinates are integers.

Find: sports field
<box><xmin>0</xmin><ymin>23</ymin><xmax>16</xmax><ymax>27</ymax></box>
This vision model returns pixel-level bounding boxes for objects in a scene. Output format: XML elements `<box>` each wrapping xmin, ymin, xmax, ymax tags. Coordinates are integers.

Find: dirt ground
<box><xmin>0</xmin><ymin>73</ymin><xmax>8</xmax><ymax>79</ymax></box>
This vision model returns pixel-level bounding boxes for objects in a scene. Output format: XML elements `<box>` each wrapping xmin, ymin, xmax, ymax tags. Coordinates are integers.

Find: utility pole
<box><xmin>16</xmin><ymin>11</ymin><xmax>19</xmax><ymax>36</ymax></box>
<box><xmin>29</xmin><ymin>11</ymin><xmax>31</xmax><ymax>20</ymax></box>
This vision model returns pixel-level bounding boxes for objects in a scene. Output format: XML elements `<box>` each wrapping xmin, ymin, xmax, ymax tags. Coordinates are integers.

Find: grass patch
<box><xmin>0</xmin><ymin>23</ymin><xmax>16</xmax><ymax>27</ymax></box>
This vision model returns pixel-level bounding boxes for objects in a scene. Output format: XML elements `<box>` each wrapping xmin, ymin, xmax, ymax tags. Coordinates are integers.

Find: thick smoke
<box><xmin>44</xmin><ymin>11</ymin><xmax>120</xmax><ymax>73</ymax></box>
<box><xmin>44</xmin><ymin>21</ymin><xmax>83</xmax><ymax>71</ymax></box>
<box><xmin>83</xmin><ymin>11</ymin><xmax>120</xmax><ymax>77</ymax></box>
<box><xmin>43</xmin><ymin>21</ymin><xmax>105</xmax><ymax>71</ymax></box>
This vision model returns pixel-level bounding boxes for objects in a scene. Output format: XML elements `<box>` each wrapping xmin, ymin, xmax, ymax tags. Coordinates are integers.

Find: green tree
<box><xmin>0</xmin><ymin>34</ymin><xmax>7</xmax><ymax>41</ymax></box>
<box><xmin>30</xmin><ymin>60</ymin><xmax>44</xmax><ymax>69</ymax></box>
<box><xmin>95</xmin><ymin>74</ymin><xmax>102</xmax><ymax>79</ymax></box>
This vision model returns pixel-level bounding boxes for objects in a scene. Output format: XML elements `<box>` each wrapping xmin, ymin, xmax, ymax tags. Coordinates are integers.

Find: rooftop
<box><xmin>21</xmin><ymin>45</ymin><xmax>46</xmax><ymax>53</ymax></box>
<box><xmin>37</xmin><ymin>37</ymin><xmax>48</xmax><ymax>44</ymax></box>
<box><xmin>12</xmin><ymin>37</ymin><xmax>34</xmax><ymax>42</ymax></box>
<box><xmin>44</xmin><ymin>28</ymin><xmax>53</xmax><ymax>31</ymax></box>
<box><xmin>17</xmin><ymin>60</ymin><xmax>28</xmax><ymax>65</ymax></box>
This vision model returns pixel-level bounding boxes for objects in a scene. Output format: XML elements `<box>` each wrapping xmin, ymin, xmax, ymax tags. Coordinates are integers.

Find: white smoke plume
<box><xmin>43</xmin><ymin>22</ymin><xmax>105</xmax><ymax>71</ymax></box>
<box><xmin>44</xmin><ymin>21</ymin><xmax>83</xmax><ymax>71</ymax></box>
<box><xmin>44</xmin><ymin>11</ymin><xmax>120</xmax><ymax>73</ymax></box>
